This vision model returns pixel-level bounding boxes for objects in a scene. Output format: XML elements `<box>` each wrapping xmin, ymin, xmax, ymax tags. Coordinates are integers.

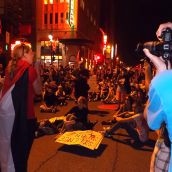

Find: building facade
<box><xmin>36</xmin><ymin>0</ymin><xmax>103</xmax><ymax>68</ymax></box>
<box><xmin>0</xmin><ymin>0</ymin><xmax>35</xmax><ymax>54</ymax></box>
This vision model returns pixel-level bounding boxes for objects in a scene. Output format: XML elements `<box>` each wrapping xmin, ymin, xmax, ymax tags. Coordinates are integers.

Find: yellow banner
<box><xmin>55</xmin><ymin>130</ymin><xmax>103</xmax><ymax>150</ymax></box>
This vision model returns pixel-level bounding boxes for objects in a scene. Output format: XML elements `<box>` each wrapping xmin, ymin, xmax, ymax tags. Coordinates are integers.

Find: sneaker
<box><xmin>104</xmin><ymin>132</ymin><xmax>112</xmax><ymax>138</ymax></box>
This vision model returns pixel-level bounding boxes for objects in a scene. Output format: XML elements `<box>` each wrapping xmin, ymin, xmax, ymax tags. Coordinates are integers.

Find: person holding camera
<box><xmin>144</xmin><ymin>22</ymin><xmax>172</xmax><ymax>172</ymax></box>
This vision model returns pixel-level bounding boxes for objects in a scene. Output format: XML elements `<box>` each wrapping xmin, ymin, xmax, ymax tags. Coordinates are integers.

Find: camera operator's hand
<box><xmin>143</xmin><ymin>49</ymin><xmax>171</xmax><ymax>74</ymax></box>
<box><xmin>156</xmin><ymin>22</ymin><xmax>172</xmax><ymax>39</ymax></box>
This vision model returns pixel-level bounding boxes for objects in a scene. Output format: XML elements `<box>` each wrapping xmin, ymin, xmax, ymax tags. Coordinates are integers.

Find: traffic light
<box><xmin>94</xmin><ymin>54</ymin><xmax>103</xmax><ymax>64</ymax></box>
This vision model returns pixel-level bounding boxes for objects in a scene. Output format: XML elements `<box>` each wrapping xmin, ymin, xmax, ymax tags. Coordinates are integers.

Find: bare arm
<box><xmin>115</xmin><ymin>116</ymin><xmax>134</xmax><ymax>123</ymax></box>
<box><xmin>33</xmin><ymin>76</ymin><xmax>42</xmax><ymax>96</ymax></box>
<box><xmin>144</xmin><ymin>61</ymin><xmax>152</xmax><ymax>92</ymax></box>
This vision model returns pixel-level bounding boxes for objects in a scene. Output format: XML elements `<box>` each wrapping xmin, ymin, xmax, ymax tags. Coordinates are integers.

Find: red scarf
<box><xmin>1</xmin><ymin>59</ymin><xmax>30</xmax><ymax>98</ymax></box>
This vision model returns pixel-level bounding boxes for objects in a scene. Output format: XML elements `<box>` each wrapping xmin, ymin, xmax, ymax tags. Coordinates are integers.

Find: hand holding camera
<box><xmin>143</xmin><ymin>48</ymin><xmax>171</xmax><ymax>74</ymax></box>
<box><xmin>156</xmin><ymin>22</ymin><xmax>172</xmax><ymax>39</ymax></box>
<box><xmin>137</xmin><ymin>22</ymin><xmax>172</xmax><ymax>73</ymax></box>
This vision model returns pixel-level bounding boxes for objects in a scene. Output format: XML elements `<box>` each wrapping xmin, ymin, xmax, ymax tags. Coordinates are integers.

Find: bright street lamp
<box><xmin>48</xmin><ymin>34</ymin><xmax>53</xmax><ymax>63</ymax></box>
<box><xmin>48</xmin><ymin>34</ymin><xmax>53</xmax><ymax>42</ymax></box>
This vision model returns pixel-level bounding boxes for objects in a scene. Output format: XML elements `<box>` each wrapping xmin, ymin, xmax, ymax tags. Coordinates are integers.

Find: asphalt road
<box><xmin>28</xmin><ymin>100</ymin><xmax>156</xmax><ymax>172</ymax></box>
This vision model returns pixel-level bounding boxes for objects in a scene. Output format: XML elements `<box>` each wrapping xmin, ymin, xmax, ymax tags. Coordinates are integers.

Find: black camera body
<box><xmin>136</xmin><ymin>28</ymin><xmax>172</xmax><ymax>60</ymax></box>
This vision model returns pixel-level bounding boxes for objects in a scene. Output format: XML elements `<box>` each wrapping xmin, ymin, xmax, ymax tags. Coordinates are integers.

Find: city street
<box><xmin>28</xmin><ymin>100</ymin><xmax>156</xmax><ymax>172</ymax></box>
<box><xmin>1</xmin><ymin>1</ymin><xmax>171</xmax><ymax>172</ymax></box>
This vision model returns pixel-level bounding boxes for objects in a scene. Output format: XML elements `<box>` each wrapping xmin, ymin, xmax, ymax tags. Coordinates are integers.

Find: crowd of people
<box><xmin>0</xmin><ymin>22</ymin><xmax>172</xmax><ymax>172</ymax></box>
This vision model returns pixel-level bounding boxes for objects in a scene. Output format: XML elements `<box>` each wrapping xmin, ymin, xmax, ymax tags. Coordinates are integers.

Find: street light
<box><xmin>48</xmin><ymin>34</ymin><xmax>53</xmax><ymax>63</ymax></box>
<box><xmin>48</xmin><ymin>34</ymin><xmax>53</xmax><ymax>41</ymax></box>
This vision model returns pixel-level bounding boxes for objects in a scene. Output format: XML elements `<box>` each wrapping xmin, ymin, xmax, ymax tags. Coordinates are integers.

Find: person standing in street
<box><xmin>72</xmin><ymin>61</ymin><xmax>90</xmax><ymax>101</ymax></box>
<box><xmin>0</xmin><ymin>43</ymin><xmax>41</xmax><ymax>172</ymax></box>
<box><xmin>144</xmin><ymin>22</ymin><xmax>172</xmax><ymax>172</ymax></box>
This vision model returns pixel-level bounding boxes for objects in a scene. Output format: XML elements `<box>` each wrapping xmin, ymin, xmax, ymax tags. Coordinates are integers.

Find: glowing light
<box><xmin>15</xmin><ymin>41</ymin><xmax>21</xmax><ymax>44</ymax></box>
<box><xmin>11</xmin><ymin>41</ymin><xmax>31</xmax><ymax>50</ymax></box>
<box><xmin>44</xmin><ymin>0</ymin><xmax>48</xmax><ymax>4</ymax></box>
<box><xmin>48</xmin><ymin>34</ymin><xmax>53</xmax><ymax>41</ymax></box>
<box><xmin>115</xmin><ymin>44</ymin><xmax>117</xmax><ymax>57</ymax></box>
<box><xmin>111</xmin><ymin>45</ymin><xmax>114</xmax><ymax>59</ymax></box>
<box><xmin>49</xmin><ymin>0</ymin><xmax>53</xmax><ymax>4</ymax></box>
<box><xmin>106</xmin><ymin>45</ymin><xmax>111</xmax><ymax>54</ymax></box>
<box><xmin>103</xmin><ymin>35</ymin><xmax>107</xmax><ymax>44</ymax></box>
<box><xmin>68</xmin><ymin>0</ymin><xmax>75</xmax><ymax>27</ymax></box>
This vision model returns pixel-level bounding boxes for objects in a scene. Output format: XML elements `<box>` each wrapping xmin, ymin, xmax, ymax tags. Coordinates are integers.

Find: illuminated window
<box><xmin>50</xmin><ymin>13</ymin><xmax>53</xmax><ymax>24</ymax></box>
<box><xmin>55</xmin><ymin>13</ymin><xmax>58</xmax><ymax>24</ymax></box>
<box><xmin>66</xmin><ymin>0</ymin><xmax>69</xmax><ymax>3</ymax></box>
<box><xmin>49</xmin><ymin>0</ymin><xmax>53</xmax><ymax>4</ymax></box>
<box><xmin>44</xmin><ymin>0</ymin><xmax>48</xmax><ymax>4</ymax></box>
<box><xmin>44</xmin><ymin>13</ymin><xmax>47</xmax><ymax>24</ymax></box>
<box><xmin>60</xmin><ymin>0</ymin><xmax>64</xmax><ymax>2</ymax></box>
<box><xmin>60</xmin><ymin>12</ymin><xmax>64</xmax><ymax>23</ymax></box>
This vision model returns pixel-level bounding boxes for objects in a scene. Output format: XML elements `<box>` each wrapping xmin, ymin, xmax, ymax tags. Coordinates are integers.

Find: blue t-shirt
<box><xmin>148</xmin><ymin>70</ymin><xmax>172</xmax><ymax>172</ymax></box>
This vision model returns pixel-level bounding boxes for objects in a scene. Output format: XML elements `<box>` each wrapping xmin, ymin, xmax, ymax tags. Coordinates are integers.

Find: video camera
<box><xmin>136</xmin><ymin>28</ymin><xmax>172</xmax><ymax>61</ymax></box>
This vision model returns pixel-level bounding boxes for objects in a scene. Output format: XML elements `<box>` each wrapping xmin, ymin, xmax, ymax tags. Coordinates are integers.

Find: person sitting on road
<box><xmin>61</xmin><ymin>96</ymin><xmax>89</xmax><ymax>133</ymax></box>
<box><xmin>40</xmin><ymin>81</ymin><xmax>58</xmax><ymax>113</ymax></box>
<box><xmin>101</xmin><ymin>95</ymin><xmax>133</xmax><ymax>125</ymax></box>
<box><xmin>56</xmin><ymin>84</ymin><xmax>67</xmax><ymax>106</ymax></box>
<box><xmin>99</xmin><ymin>80</ymin><xmax>109</xmax><ymax>100</ymax></box>
<box><xmin>103</xmin><ymin>82</ymin><xmax>115</xmax><ymax>104</ymax></box>
<box><xmin>104</xmin><ymin>100</ymin><xmax>149</xmax><ymax>146</ymax></box>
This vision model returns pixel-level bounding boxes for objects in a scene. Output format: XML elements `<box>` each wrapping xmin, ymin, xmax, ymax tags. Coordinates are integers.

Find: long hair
<box><xmin>8</xmin><ymin>43</ymin><xmax>31</xmax><ymax>79</ymax></box>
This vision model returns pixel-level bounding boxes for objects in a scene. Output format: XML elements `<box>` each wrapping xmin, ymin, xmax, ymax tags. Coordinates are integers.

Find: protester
<box><xmin>61</xmin><ymin>96</ymin><xmax>89</xmax><ymax>133</ymax></box>
<box><xmin>104</xmin><ymin>100</ymin><xmax>148</xmax><ymax>146</ymax></box>
<box><xmin>72</xmin><ymin>61</ymin><xmax>90</xmax><ymax>101</ymax></box>
<box><xmin>0</xmin><ymin>43</ymin><xmax>41</xmax><ymax>172</ymax></box>
<box><xmin>114</xmin><ymin>68</ymin><xmax>131</xmax><ymax>104</ymax></box>
<box><xmin>144</xmin><ymin>22</ymin><xmax>172</xmax><ymax>172</ymax></box>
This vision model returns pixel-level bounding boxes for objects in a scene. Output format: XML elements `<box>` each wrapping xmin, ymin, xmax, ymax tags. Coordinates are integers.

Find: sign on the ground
<box><xmin>55</xmin><ymin>130</ymin><xmax>103</xmax><ymax>150</ymax></box>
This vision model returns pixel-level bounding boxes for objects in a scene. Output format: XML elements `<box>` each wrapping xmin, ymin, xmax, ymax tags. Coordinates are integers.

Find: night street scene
<box><xmin>0</xmin><ymin>0</ymin><xmax>172</xmax><ymax>172</ymax></box>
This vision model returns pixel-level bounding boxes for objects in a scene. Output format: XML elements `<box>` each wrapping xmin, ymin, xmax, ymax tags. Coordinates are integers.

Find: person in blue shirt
<box><xmin>144</xmin><ymin>22</ymin><xmax>172</xmax><ymax>172</ymax></box>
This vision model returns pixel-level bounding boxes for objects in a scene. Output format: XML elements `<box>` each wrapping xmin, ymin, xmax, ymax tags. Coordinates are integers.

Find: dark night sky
<box><xmin>101</xmin><ymin>0</ymin><xmax>172</xmax><ymax>66</ymax></box>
